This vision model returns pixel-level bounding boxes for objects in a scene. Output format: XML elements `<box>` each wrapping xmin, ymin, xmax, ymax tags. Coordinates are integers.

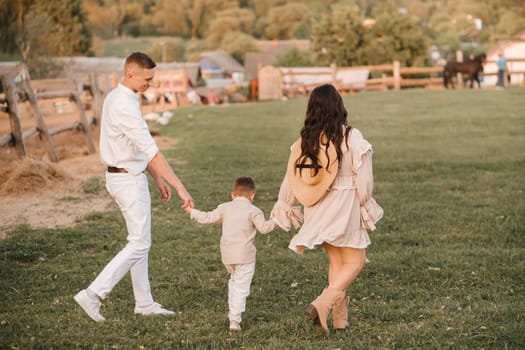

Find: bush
<box><xmin>274</xmin><ymin>47</ymin><xmax>313</xmax><ymax>67</ymax></box>
<box><xmin>82</xmin><ymin>176</ymin><xmax>102</xmax><ymax>195</ymax></box>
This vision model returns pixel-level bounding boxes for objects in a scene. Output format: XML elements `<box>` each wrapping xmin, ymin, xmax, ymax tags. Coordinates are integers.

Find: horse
<box><xmin>443</xmin><ymin>53</ymin><xmax>486</xmax><ymax>89</ymax></box>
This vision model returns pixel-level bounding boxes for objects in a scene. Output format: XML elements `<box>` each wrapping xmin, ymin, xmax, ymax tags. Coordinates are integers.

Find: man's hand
<box><xmin>183</xmin><ymin>205</ymin><xmax>192</xmax><ymax>214</ymax></box>
<box><xmin>177</xmin><ymin>188</ymin><xmax>194</xmax><ymax>209</ymax></box>
<box><xmin>147</xmin><ymin>152</ymin><xmax>193</xmax><ymax>207</ymax></box>
<box><xmin>154</xmin><ymin>178</ymin><xmax>171</xmax><ymax>202</ymax></box>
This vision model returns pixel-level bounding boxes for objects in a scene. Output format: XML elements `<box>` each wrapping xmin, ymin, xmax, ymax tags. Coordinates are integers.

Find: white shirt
<box><xmin>99</xmin><ymin>83</ymin><xmax>159</xmax><ymax>175</ymax></box>
<box><xmin>190</xmin><ymin>197</ymin><xmax>277</xmax><ymax>265</ymax></box>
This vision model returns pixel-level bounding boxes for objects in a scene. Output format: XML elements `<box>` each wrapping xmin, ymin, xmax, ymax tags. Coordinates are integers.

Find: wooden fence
<box><xmin>477</xmin><ymin>58</ymin><xmax>525</xmax><ymax>86</ymax></box>
<box><xmin>0</xmin><ymin>61</ymin><xmax>194</xmax><ymax>161</ymax></box>
<box><xmin>258</xmin><ymin>58</ymin><xmax>525</xmax><ymax>100</ymax></box>
<box><xmin>0</xmin><ymin>64</ymin><xmax>97</xmax><ymax>161</ymax></box>
<box><xmin>258</xmin><ymin>61</ymin><xmax>444</xmax><ymax>100</ymax></box>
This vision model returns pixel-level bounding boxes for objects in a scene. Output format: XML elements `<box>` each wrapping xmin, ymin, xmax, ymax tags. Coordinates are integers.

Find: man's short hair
<box><xmin>125</xmin><ymin>52</ymin><xmax>156</xmax><ymax>69</ymax></box>
<box><xmin>233</xmin><ymin>176</ymin><xmax>256</xmax><ymax>196</ymax></box>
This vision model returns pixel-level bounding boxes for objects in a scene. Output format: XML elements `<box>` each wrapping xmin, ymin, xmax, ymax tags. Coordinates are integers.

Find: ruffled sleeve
<box><xmin>270</xmin><ymin>175</ymin><xmax>303</xmax><ymax>231</ymax></box>
<box><xmin>350</xmin><ymin>128</ymin><xmax>384</xmax><ymax>230</ymax></box>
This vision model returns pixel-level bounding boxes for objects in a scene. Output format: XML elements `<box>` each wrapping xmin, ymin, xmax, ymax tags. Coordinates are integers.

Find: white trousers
<box><xmin>225</xmin><ymin>262</ymin><xmax>256</xmax><ymax>323</ymax></box>
<box><xmin>88</xmin><ymin>172</ymin><xmax>154</xmax><ymax>308</ymax></box>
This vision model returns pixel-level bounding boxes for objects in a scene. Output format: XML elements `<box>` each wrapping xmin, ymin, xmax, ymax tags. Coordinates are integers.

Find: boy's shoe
<box><xmin>229</xmin><ymin>320</ymin><xmax>241</xmax><ymax>331</ymax></box>
<box><xmin>134</xmin><ymin>302</ymin><xmax>175</xmax><ymax>316</ymax></box>
<box><xmin>74</xmin><ymin>289</ymin><xmax>105</xmax><ymax>322</ymax></box>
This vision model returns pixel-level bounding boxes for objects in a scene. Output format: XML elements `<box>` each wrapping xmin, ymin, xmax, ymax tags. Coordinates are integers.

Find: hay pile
<box><xmin>0</xmin><ymin>158</ymin><xmax>72</xmax><ymax>195</ymax></box>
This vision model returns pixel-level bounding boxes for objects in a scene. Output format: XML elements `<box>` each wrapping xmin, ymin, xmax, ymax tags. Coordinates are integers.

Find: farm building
<box><xmin>244</xmin><ymin>40</ymin><xmax>310</xmax><ymax>80</ymax></box>
<box><xmin>482</xmin><ymin>31</ymin><xmax>525</xmax><ymax>87</ymax></box>
<box><xmin>198</xmin><ymin>51</ymin><xmax>245</xmax><ymax>88</ymax></box>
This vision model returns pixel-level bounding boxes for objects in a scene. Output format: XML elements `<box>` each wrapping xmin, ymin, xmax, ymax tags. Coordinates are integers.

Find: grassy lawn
<box><xmin>1</xmin><ymin>88</ymin><xmax>524</xmax><ymax>349</ymax></box>
<box><xmin>99</xmin><ymin>37</ymin><xmax>163</xmax><ymax>57</ymax></box>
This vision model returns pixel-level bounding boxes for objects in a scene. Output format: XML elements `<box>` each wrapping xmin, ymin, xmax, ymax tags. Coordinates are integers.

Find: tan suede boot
<box><xmin>332</xmin><ymin>295</ymin><xmax>349</xmax><ymax>330</ymax></box>
<box><xmin>306</xmin><ymin>287</ymin><xmax>345</xmax><ymax>334</ymax></box>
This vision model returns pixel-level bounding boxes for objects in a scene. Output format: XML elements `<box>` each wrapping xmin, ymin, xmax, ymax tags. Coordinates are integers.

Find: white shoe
<box><xmin>134</xmin><ymin>302</ymin><xmax>175</xmax><ymax>316</ymax></box>
<box><xmin>229</xmin><ymin>320</ymin><xmax>241</xmax><ymax>331</ymax></box>
<box><xmin>74</xmin><ymin>290</ymin><xmax>105</xmax><ymax>322</ymax></box>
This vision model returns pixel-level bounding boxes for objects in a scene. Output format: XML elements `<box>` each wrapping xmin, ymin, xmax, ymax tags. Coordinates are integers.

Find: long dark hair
<box><xmin>298</xmin><ymin>84</ymin><xmax>351</xmax><ymax>175</ymax></box>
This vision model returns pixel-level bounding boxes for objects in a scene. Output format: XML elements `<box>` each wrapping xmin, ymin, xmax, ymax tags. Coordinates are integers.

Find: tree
<box><xmin>150</xmin><ymin>0</ymin><xmax>189</xmax><ymax>36</ymax></box>
<box><xmin>218</xmin><ymin>31</ymin><xmax>258</xmax><ymax>64</ymax></box>
<box><xmin>147</xmin><ymin>38</ymin><xmax>186</xmax><ymax>62</ymax></box>
<box><xmin>311</xmin><ymin>3</ymin><xmax>365</xmax><ymax>66</ymax></box>
<box><xmin>181</xmin><ymin>0</ymin><xmax>238</xmax><ymax>39</ymax></box>
<box><xmin>359</xmin><ymin>4</ymin><xmax>427</xmax><ymax>66</ymax></box>
<box><xmin>0</xmin><ymin>0</ymin><xmax>32</xmax><ymax>55</ymax></box>
<box><xmin>251</xmin><ymin>0</ymin><xmax>284</xmax><ymax>17</ymax></box>
<box><xmin>264</xmin><ymin>3</ymin><xmax>311</xmax><ymax>39</ymax></box>
<box><xmin>2</xmin><ymin>0</ymin><xmax>92</xmax><ymax>59</ymax></box>
<box><xmin>1</xmin><ymin>0</ymin><xmax>91</xmax><ymax>57</ymax></box>
<box><xmin>274</xmin><ymin>47</ymin><xmax>314</xmax><ymax>67</ymax></box>
<box><xmin>491</xmin><ymin>10</ymin><xmax>525</xmax><ymax>42</ymax></box>
<box><xmin>207</xmin><ymin>8</ymin><xmax>256</xmax><ymax>47</ymax></box>
<box><xmin>83</xmin><ymin>0</ymin><xmax>144</xmax><ymax>38</ymax></box>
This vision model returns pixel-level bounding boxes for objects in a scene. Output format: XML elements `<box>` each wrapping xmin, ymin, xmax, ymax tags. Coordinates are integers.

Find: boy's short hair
<box><xmin>233</xmin><ymin>176</ymin><xmax>256</xmax><ymax>197</ymax></box>
<box><xmin>125</xmin><ymin>52</ymin><xmax>156</xmax><ymax>69</ymax></box>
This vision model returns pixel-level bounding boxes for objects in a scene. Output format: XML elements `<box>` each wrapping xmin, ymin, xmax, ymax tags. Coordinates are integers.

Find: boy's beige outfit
<box><xmin>190</xmin><ymin>196</ymin><xmax>277</xmax><ymax>324</ymax></box>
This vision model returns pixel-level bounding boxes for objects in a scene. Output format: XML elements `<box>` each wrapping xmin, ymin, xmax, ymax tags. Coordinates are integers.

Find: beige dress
<box><xmin>271</xmin><ymin>128</ymin><xmax>383</xmax><ymax>253</ymax></box>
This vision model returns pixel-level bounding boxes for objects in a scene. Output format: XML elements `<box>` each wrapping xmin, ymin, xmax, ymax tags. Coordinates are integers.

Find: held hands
<box><xmin>153</xmin><ymin>177</ymin><xmax>193</xmax><ymax>211</ymax></box>
<box><xmin>147</xmin><ymin>152</ymin><xmax>194</xmax><ymax>208</ymax></box>
<box><xmin>177</xmin><ymin>187</ymin><xmax>194</xmax><ymax>211</ymax></box>
<box><xmin>183</xmin><ymin>205</ymin><xmax>192</xmax><ymax>214</ymax></box>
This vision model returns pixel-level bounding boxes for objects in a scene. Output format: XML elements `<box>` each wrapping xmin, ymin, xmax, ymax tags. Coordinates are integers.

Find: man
<box><xmin>497</xmin><ymin>52</ymin><xmax>507</xmax><ymax>88</ymax></box>
<box><xmin>74</xmin><ymin>52</ymin><xmax>193</xmax><ymax>322</ymax></box>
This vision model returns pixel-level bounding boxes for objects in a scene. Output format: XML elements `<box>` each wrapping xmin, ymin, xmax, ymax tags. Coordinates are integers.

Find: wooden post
<box><xmin>393</xmin><ymin>61</ymin><xmax>401</xmax><ymax>90</ymax></box>
<box><xmin>89</xmin><ymin>72</ymin><xmax>102</xmax><ymax>125</ymax></box>
<box><xmin>1</xmin><ymin>73</ymin><xmax>26</xmax><ymax>158</ymax></box>
<box><xmin>69</xmin><ymin>79</ymin><xmax>96</xmax><ymax>153</ymax></box>
<box><xmin>102</xmin><ymin>73</ymin><xmax>112</xmax><ymax>93</ymax></box>
<box><xmin>330</xmin><ymin>63</ymin><xmax>337</xmax><ymax>88</ymax></box>
<box><xmin>456</xmin><ymin>50</ymin><xmax>463</xmax><ymax>89</ymax></box>
<box><xmin>19</xmin><ymin>65</ymin><xmax>60</xmax><ymax>162</ymax></box>
<box><xmin>257</xmin><ymin>64</ymin><xmax>262</xmax><ymax>100</ymax></box>
<box><xmin>109</xmin><ymin>72</ymin><xmax>118</xmax><ymax>88</ymax></box>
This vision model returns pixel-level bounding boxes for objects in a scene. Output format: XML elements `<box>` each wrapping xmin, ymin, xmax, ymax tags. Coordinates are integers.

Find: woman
<box><xmin>271</xmin><ymin>84</ymin><xmax>383</xmax><ymax>334</ymax></box>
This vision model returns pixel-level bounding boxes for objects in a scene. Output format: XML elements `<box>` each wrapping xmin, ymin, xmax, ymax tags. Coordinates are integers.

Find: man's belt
<box><xmin>107</xmin><ymin>166</ymin><xmax>128</xmax><ymax>173</ymax></box>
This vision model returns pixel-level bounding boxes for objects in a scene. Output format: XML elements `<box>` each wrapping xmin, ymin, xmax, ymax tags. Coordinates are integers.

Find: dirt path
<box><xmin>0</xmin><ymin>131</ymin><xmax>177</xmax><ymax>238</ymax></box>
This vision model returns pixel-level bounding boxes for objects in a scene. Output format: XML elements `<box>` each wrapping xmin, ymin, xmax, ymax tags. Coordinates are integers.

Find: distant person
<box><xmin>186</xmin><ymin>78</ymin><xmax>201</xmax><ymax>105</ymax></box>
<box><xmin>187</xmin><ymin>88</ymin><xmax>201</xmax><ymax>105</ymax></box>
<box><xmin>74</xmin><ymin>52</ymin><xmax>194</xmax><ymax>322</ymax></box>
<box><xmin>271</xmin><ymin>84</ymin><xmax>383</xmax><ymax>334</ymax></box>
<box><xmin>184</xmin><ymin>176</ymin><xmax>277</xmax><ymax>332</ymax></box>
<box><xmin>497</xmin><ymin>53</ymin><xmax>507</xmax><ymax>88</ymax></box>
<box><xmin>205</xmin><ymin>90</ymin><xmax>222</xmax><ymax>105</ymax></box>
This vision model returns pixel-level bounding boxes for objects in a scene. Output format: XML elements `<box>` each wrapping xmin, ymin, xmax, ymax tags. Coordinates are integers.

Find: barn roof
<box><xmin>199</xmin><ymin>51</ymin><xmax>244</xmax><ymax>74</ymax></box>
<box><xmin>244</xmin><ymin>40</ymin><xmax>312</xmax><ymax>80</ymax></box>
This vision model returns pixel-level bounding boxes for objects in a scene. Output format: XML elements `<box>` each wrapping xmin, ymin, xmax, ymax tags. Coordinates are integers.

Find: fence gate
<box><xmin>258</xmin><ymin>66</ymin><xmax>282</xmax><ymax>101</ymax></box>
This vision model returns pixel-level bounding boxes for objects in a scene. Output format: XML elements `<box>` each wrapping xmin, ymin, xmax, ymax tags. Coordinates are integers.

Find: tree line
<box><xmin>1</xmin><ymin>0</ymin><xmax>524</xmax><ymax>72</ymax></box>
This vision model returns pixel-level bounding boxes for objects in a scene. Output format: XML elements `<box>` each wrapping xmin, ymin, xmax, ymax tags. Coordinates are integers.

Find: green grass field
<box><xmin>99</xmin><ymin>37</ymin><xmax>165</xmax><ymax>57</ymax></box>
<box><xmin>1</xmin><ymin>88</ymin><xmax>524</xmax><ymax>349</ymax></box>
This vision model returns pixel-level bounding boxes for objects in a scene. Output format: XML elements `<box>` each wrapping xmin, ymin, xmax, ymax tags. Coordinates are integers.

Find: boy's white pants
<box><xmin>88</xmin><ymin>172</ymin><xmax>154</xmax><ymax>308</ymax></box>
<box><xmin>225</xmin><ymin>262</ymin><xmax>256</xmax><ymax>323</ymax></box>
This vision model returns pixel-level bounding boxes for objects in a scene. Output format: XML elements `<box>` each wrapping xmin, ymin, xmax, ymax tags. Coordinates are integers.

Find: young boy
<box><xmin>184</xmin><ymin>176</ymin><xmax>277</xmax><ymax>331</ymax></box>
